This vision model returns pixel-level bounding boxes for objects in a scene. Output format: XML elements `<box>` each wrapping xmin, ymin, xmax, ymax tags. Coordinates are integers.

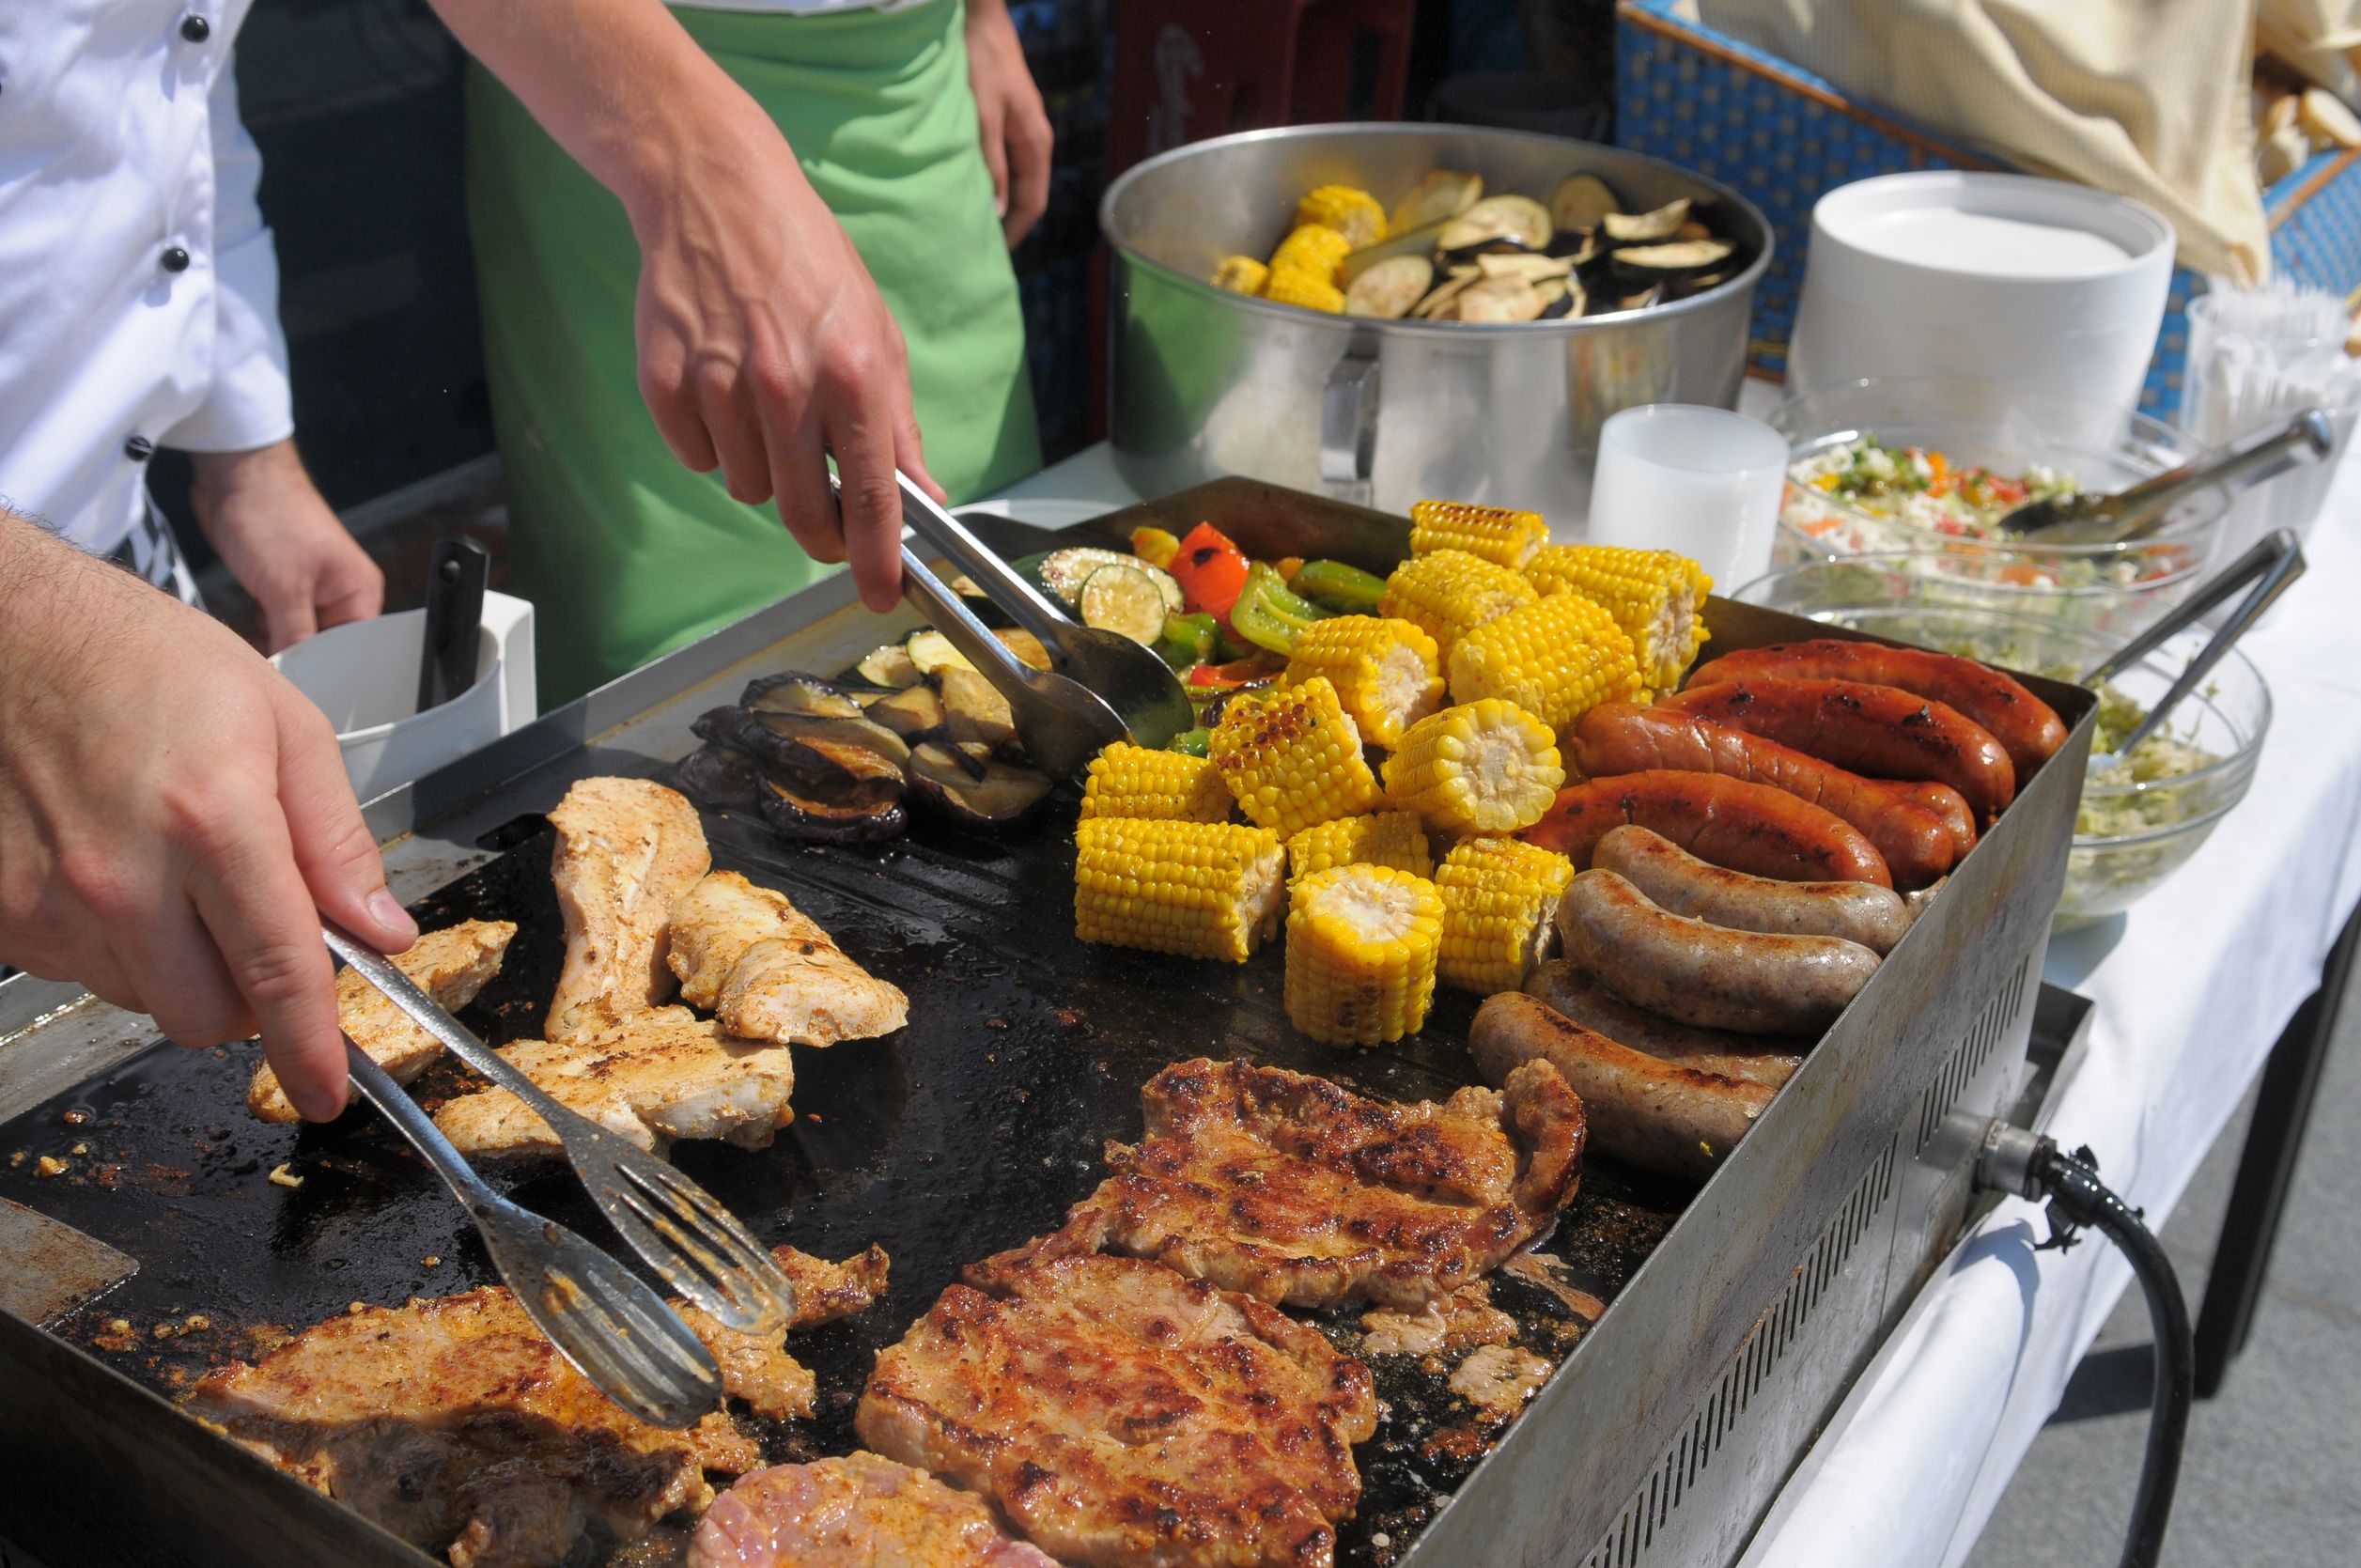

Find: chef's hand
<box><xmin>625</xmin><ymin>95</ymin><xmax>944</xmax><ymax>614</ymax></box>
<box><xmin>190</xmin><ymin>439</ymin><xmax>384</xmax><ymax>654</ymax></box>
<box><xmin>0</xmin><ymin>513</ymin><xmax>417</xmax><ymax>1121</ymax></box>
<box><xmin>966</xmin><ymin>0</ymin><xmax>1054</xmax><ymax>246</ymax></box>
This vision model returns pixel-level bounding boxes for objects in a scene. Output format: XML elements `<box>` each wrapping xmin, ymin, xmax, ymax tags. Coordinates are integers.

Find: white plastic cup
<box><xmin>1584</xmin><ymin>405</ymin><xmax>1790</xmax><ymax>586</ymax></box>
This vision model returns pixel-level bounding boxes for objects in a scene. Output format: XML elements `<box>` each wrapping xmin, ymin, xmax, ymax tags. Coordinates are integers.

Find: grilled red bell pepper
<box><xmin>1170</xmin><ymin>521</ymin><xmax>1250</xmax><ymax>619</ymax></box>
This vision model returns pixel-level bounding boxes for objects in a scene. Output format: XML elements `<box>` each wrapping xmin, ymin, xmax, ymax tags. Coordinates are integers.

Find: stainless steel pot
<box><xmin>1100</xmin><ymin>123</ymin><xmax>1774</xmax><ymax>526</ymax></box>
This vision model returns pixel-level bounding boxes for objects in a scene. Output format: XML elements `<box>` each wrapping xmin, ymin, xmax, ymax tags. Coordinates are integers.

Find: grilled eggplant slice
<box><xmin>1602</xmin><ymin>199</ymin><xmax>1692</xmax><ymax>243</ymax></box>
<box><xmin>935</xmin><ymin>665</ymin><xmax>1019</xmax><ymax>749</ymax></box>
<box><xmin>908</xmin><ymin>626</ymin><xmax>1054</xmax><ymax>677</ymax></box>
<box><xmin>1344</xmin><ymin>255</ymin><xmax>1435</xmax><ymax>319</ymax></box>
<box><xmin>669</xmin><ymin>741</ymin><xmax>765</xmax><ymax>812</ymax></box>
<box><xmin>1390</xmin><ymin>169</ymin><xmax>1483</xmax><ymax>234</ymax></box>
<box><xmin>1476</xmin><ymin>252</ymin><xmax>1574</xmax><ymax>283</ymax></box>
<box><xmin>1339</xmin><ymin>221</ymin><xmax>1448</xmax><ymax>286</ymax></box>
<box><xmin>856</xmin><ymin>643</ymin><xmax>924</xmax><ymax>690</ymax></box>
<box><xmin>1438</xmin><ymin>194</ymin><xmax>1552</xmax><ymax>254</ymax></box>
<box><xmin>908</xmin><ymin>742</ymin><xmax>1055</xmax><ymax>827</ymax></box>
<box><xmin>867</xmin><ymin>682</ymin><xmax>948</xmax><ymax>738</ymax></box>
<box><xmin>731</xmin><ymin>708</ymin><xmax>913</xmax><ymax>786</ymax></box>
<box><xmin>741</xmin><ymin>672</ymin><xmax>866</xmax><ymax>720</ymax></box>
<box><xmin>1615</xmin><ymin>283</ymin><xmax>1666</xmax><ymax>311</ymax></box>
<box><xmin>1452</xmin><ymin>275</ymin><xmax>1548</xmax><ymax>324</ymax></box>
<box><xmin>1410</xmin><ymin>271</ymin><xmax>1480</xmax><ymax>320</ymax></box>
<box><xmin>1549</xmin><ymin>173</ymin><xmax>1622</xmax><ymax>233</ymax></box>
<box><xmin>1612</xmin><ymin>238</ymin><xmax>1737</xmax><ymax>277</ymax></box>
<box><xmin>756</xmin><ymin>771</ymin><xmax>908</xmax><ymax>844</ymax></box>
<box><xmin>1546</xmin><ymin>230</ymin><xmax>1603</xmax><ymax>265</ymax></box>
<box><xmin>1537</xmin><ymin>277</ymin><xmax>1582</xmax><ymax>319</ymax></box>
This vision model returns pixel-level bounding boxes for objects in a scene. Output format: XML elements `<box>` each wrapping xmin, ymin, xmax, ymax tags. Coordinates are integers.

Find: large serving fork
<box><xmin>322</xmin><ymin>927</ymin><xmax>798</xmax><ymax>1335</ymax></box>
<box><xmin>337</xmin><ymin>1041</ymin><xmax>723</xmax><ymax>1426</ymax></box>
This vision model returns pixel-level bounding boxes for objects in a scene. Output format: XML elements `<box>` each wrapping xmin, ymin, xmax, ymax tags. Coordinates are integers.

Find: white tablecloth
<box><xmin>986</xmin><ymin>418</ymin><xmax>2361</xmax><ymax>1567</ymax></box>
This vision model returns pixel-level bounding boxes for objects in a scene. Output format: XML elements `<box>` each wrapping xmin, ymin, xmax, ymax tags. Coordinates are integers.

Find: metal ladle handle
<box><xmin>2079</xmin><ymin>527</ymin><xmax>2305</xmax><ymax>757</ymax></box>
<box><xmin>2112</xmin><ymin>409</ymin><xmax>2334</xmax><ymax>543</ymax></box>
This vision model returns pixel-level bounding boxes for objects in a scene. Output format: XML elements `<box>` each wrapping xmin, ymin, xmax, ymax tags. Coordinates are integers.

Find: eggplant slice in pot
<box><xmin>1438</xmin><ymin>194</ymin><xmax>1552</xmax><ymax>254</ymax></box>
<box><xmin>1549</xmin><ymin>172</ymin><xmax>1623</xmax><ymax>233</ymax></box>
<box><xmin>1611</xmin><ymin>238</ymin><xmax>1738</xmax><ymax>278</ymax></box>
<box><xmin>908</xmin><ymin>742</ymin><xmax>1056</xmax><ymax>828</ymax></box>
<box><xmin>1602</xmin><ymin>199</ymin><xmax>1692</xmax><ymax>243</ymax></box>
<box><xmin>1389</xmin><ymin>168</ymin><xmax>1483</xmax><ymax>234</ymax></box>
<box><xmin>1344</xmin><ymin>255</ymin><xmax>1435</xmax><ymax>319</ymax></box>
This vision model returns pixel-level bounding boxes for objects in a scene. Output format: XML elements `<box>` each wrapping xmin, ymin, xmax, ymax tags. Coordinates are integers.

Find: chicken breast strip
<box><xmin>546</xmin><ymin>778</ymin><xmax>710</xmax><ymax>1045</ymax></box>
<box><xmin>669</xmin><ymin>871</ymin><xmax>908</xmax><ymax>1048</ymax></box>
<box><xmin>247</xmin><ymin>920</ymin><xmax>517</xmax><ymax>1124</ymax></box>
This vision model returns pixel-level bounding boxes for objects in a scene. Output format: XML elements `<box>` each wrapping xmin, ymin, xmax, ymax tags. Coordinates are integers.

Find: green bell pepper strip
<box><xmin>1290</xmin><ymin>559</ymin><xmax>1389</xmax><ymax>613</ymax></box>
<box><xmin>1156</xmin><ymin>612</ymin><xmax>1222</xmax><ymax>673</ymax></box>
<box><xmin>1228</xmin><ymin>563</ymin><xmax>1334</xmax><ymax>655</ymax></box>
<box><xmin>1167</xmin><ymin>727</ymin><xmax>1211</xmax><ymax>756</ymax></box>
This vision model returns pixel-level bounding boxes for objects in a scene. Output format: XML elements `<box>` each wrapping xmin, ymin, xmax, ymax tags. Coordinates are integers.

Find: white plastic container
<box><xmin>1788</xmin><ymin>172</ymin><xmax>2176</xmax><ymax>412</ymax></box>
<box><xmin>270</xmin><ymin>591</ymin><xmax>537</xmax><ymax>800</ymax></box>
<box><xmin>1585</xmin><ymin>404</ymin><xmax>1790</xmax><ymax>585</ymax></box>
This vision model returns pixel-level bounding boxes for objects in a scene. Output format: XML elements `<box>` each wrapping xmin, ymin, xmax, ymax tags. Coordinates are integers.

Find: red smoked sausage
<box><xmin>1571</xmin><ymin>703</ymin><xmax>1955</xmax><ymax>888</ymax></box>
<box><xmin>1658</xmin><ymin>678</ymin><xmax>2017</xmax><ymax>817</ymax></box>
<box><xmin>1882</xmin><ymin>780</ymin><xmax>1977</xmax><ymax>859</ymax></box>
<box><xmin>1517</xmin><ymin>769</ymin><xmax>1893</xmax><ymax>887</ymax></box>
<box><xmin>1688</xmin><ymin>639</ymin><xmax>2066</xmax><ymax>780</ymax></box>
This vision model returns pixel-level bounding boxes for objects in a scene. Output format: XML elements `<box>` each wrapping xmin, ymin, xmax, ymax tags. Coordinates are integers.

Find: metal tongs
<box><xmin>847</xmin><ymin>471</ymin><xmax>1192</xmax><ymax>776</ymax></box>
<box><xmin>322</xmin><ymin>926</ymin><xmax>799</xmax><ymax>1426</ymax></box>
<box><xmin>2078</xmin><ymin>527</ymin><xmax>2306</xmax><ymax>769</ymax></box>
<box><xmin>1997</xmin><ymin>408</ymin><xmax>2333</xmax><ymax>544</ymax></box>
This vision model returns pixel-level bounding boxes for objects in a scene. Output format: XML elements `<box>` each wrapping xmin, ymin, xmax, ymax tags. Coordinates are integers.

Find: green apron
<box><xmin>465</xmin><ymin>0</ymin><xmax>1041</xmax><ymax>705</ymax></box>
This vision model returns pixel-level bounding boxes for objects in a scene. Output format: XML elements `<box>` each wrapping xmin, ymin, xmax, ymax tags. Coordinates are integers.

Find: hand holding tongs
<box><xmin>2078</xmin><ymin>526</ymin><xmax>2306</xmax><ymax>768</ymax></box>
<box><xmin>323</xmin><ymin>925</ymin><xmax>798</xmax><ymax>1426</ymax></box>
<box><xmin>844</xmin><ymin>471</ymin><xmax>1193</xmax><ymax>776</ymax></box>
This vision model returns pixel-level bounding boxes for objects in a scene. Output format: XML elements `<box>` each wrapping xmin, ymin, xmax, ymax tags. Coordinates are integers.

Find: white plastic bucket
<box><xmin>270</xmin><ymin>591</ymin><xmax>537</xmax><ymax>800</ymax></box>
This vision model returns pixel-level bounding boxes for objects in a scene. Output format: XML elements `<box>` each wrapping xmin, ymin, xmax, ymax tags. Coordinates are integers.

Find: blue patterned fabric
<box><xmin>1615</xmin><ymin>0</ymin><xmax>2361</xmax><ymax>418</ymax></box>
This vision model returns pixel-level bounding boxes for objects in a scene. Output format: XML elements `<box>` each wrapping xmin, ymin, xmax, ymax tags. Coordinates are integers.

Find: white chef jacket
<box><xmin>0</xmin><ymin>1</ymin><xmax>291</xmax><ymax>554</ymax></box>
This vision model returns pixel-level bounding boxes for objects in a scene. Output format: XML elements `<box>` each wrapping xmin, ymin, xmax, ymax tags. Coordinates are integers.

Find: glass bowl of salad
<box><xmin>1730</xmin><ymin>553</ymin><xmax>2271</xmax><ymax>926</ymax></box>
<box><xmin>1768</xmin><ymin>377</ymin><xmax>2233</xmax><ymax>638</ymax></box>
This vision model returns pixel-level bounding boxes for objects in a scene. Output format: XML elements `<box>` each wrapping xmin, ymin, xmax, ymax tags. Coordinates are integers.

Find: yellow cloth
<box><xmin>1698</xmin><ymin>0</ymin><xmax>2272</xmax><ymax>281</ymax></box>
<box><xmin>2260</xmin><ymin>0</ymin><xmax>2361</xmax><ymax>105</ymax></box>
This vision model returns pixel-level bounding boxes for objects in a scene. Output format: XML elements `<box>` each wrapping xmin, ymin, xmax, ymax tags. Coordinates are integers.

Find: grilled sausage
<box><xmin>1688</xmin><ymin>639</ymin><xmax>2067</xmax><ymax>779</ymax></box>
<box><xmin>1517</xmin><ymin>770</ymin><xmax>1893</xmax><ymax>888</ymax></box>
<box><xmin>1557</xmin><ymin>869</ymin><xmax>1881</xmax><ymax>1034</ymax></box>
<box><xmin>1471</xmin><ymin>992</ymin><xmax>1773</xmax><ymax>1182</ymax></box>
<box><xmin>1523</xmin><ymin>960</ymin><xmax>1804</xmax><ymax>1088</ymax></box>
<box><xmin>1882</xmin><ymin>780</ymin><xmax>1977</xmax><ymax>859</ymax></box>
<box><xmin>1659</xmin><ymin>677</ymin><xmax>2017</xmax><ymax>817</ymax></box>
<box><xmin>1570</xmin><ymin>704</ymin><xmax>1954</xmax><ymax>887</ymax></box>
<box><xmin>1592</xmin><ymin>825</ymin><xmax>1912</xmax><ymax>954</ymax></box>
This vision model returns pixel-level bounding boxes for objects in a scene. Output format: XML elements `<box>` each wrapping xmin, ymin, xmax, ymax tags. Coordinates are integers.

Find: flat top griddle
<box><xmin>0</xmin><ymin>779</ymin><xmax>1685</xmax><ymax>1566</ymax></box>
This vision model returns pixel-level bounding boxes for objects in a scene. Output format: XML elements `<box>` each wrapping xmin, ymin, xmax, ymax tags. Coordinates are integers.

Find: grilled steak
<box><xmin>248</xmin><ymin>920</ymin><xmax>516</xmax><ymax>1123</ymax></box>
<box><xmin>856</xmin><ymin>1253</ymin><xmax>1378</xmax><ymax>1568</ymax></box>
<box><xmin>668</xmin><ymin>871</ymin><xmax>909</xmax><ymax>1047</ymax></box>
<box><xmin>431</xmin><ymin>1005</ymin><xmax>794</xmax><ymax>1157</ymax></box>
<box><xmin>691</xmin><ymin>1453</ymin><xmax>1057</xmax><ymax>1568</ymax></box>
<box><xmin>182</xmin><ymin>1245</ymin><xmax>880</xmax><ymax>1568</ymax></box>
<box><xmin>546</xmin><ymin>778</ymin><xmax>710</xmax><ymax>1045</ymax></box>
<box><xmin>977</xmin><ymin>1057</ymin><xmax>1587</xmax><ymax>1310</ymax></box>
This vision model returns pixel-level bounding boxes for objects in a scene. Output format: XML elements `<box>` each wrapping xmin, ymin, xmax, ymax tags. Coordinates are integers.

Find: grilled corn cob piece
<box><xmin>1383</xmin><ymin>698</ymin><xmax>1565</xmax><ymax>834</ymax></box>
<box><xmin>1210</xmin><ymin>676</ymin><xmax>1383</xmax><ymax>838</ymax></box>
<box><xmin>1435</xmin><ymin>837</ymin><xmax>1576</xmax><ymax>994</ymax></box>
<box><xmin>1379</xmin><ymin>549</ymin><xmax>1539</xmax><ymax>652</ymax></box>
<box><xmin>1294</xmin><ymin>185</ymin><xmax>1387</xmax><ymax>248</ymax></box>
<box><xmin>1284</xmin><ymin>864</ymin><xmax>1444</xmax><ymax>1046</ymax></box>
<box><xmin>1409</xmin><ymin>500</ymin><xmax>1547</xmax><ymax>570</ymax></box>
<box><xmin>1210</xmin><ymin>255</ymin><xmax>1270</xmax><ymax>295</ymax></box>
<box><xmin>1263</xmin><ymin>268</ymin><xmax>1346</xmax><ymax>313</ymax></box>
<box><xmin>1073</xmin><ymin>818</ymin><xmax>1285</xmax><ymax>962</ymax></box>
<box><xmin>1286</xmin><ymin>810</ymin><xmax>1434</xmax><ymax>880</ymax></box>
<box><xmin>1446</xmin><ymin>591</ymin><xmax>1641</xmax><ymax>730</ymax></box>
<box><xmin>1080</xmin><ymin>742</ymin><xmax>1234</xmax><ymax>824</ymax></box>
<box><xmin>1282</xmin><ymin>614</ymin><xmax>1444</xmax><ymax>749</ymax></box>
<box><xmin>1525</xmin><ymin>544</ymin><xmax>1712</xmax><ymax>694</ymax></box>
<box><xmin>1269</xmin><ymin>223</ymin><xmax>1353</xmax><ymax>282</ymax></box>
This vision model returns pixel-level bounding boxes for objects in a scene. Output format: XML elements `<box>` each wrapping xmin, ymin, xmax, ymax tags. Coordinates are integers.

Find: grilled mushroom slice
<box><xmin>1344</xmin><ymin>255</ymin><xmax>1435</xmax><ymax>319</ymax></box>
<box><xmin>1550</xmin><ymin>172</ymin><xmax>1622</xmax><ymax>233</ymax></box>
<box><xmin>756</xmin><ymin>770</ymin><xmax>909</xmax><ymax>845</ymax></box>
<box><xmin>868</xmin><ymin>682</ymin><xmax>948</xmax><ymax>738</ymax></box>
<box><xmin>936</xmin><ymin>665</ymin><xmax>1019</xmax><ymax>750</ymax></box>
<box><xmin>1611</xmin><ymin>238</ymin><xmax>1737</xmax><ymax>278</ymax></box>
<box><xmin>907</xmin><ymin>742</ymin><xmax>1056</xmax><ymax>827</ymax></box>
<box><xmin>669</xmin><ymin>741</ymin><xmax>765</xmax><ymax>812</ymax></box>
<box><xmin>1390</xmin><ymin>169</ymin><xmax>1483</xmax><ymax>234</ymax></box>
<box><xmin>1602</xmin><ymin>199</ymin><xmax>1692</xmax><ymax>243</ymax></box>
<box><xmin>741</xmin><ymin>672</ymin><xmax>866</xmax><ymax>720</ymax></box>
<box><xmin>1438</xmin><ymin>194</ymin><xmax>1552</xmax><ymax>254</ymax></box>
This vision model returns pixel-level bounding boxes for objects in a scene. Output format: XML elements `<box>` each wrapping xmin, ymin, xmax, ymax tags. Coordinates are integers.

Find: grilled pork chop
<box><xmin>977</xmin><ymin>1057</ymin><xmax>1587</xmax><ymax>1311</ymax></box>
<box><xmin>691</xmin><ymin>1453</ymin><xmax>1056</xmax><ymax>1568</ymax></box>
<box><xmin>857</xmin><ymin>1253</ymin><xmax>1378</xmax><ymax>1568</ymax></box>
<box><xmin>668</xmin><ymin>871</ymin><xmax>909</xmax><ymax>1047</ymax></box>
<box><xmin>182</xmin><ymin>1243</ymin><xmax>880</xmax><ymax>1568</ymax></box>
<box><xmin>546</xmin><ymin>777</ymin><xmax>710</xmax><ymax>1045</ymax></box>
<box><xmin>432</xmin><ymin>1005</ymin><xmax>793</xmax><ymax>1157</ymax></box>
<box><xmin>248</xmin><ymin>920</ymin><xmax>517</xmax><ymax>1123</ymax></box>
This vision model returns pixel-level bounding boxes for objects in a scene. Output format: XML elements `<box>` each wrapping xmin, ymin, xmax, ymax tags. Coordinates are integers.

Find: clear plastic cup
<box><xmin>1585</xmin><ymin>404</ymin><xmax>1789</xmax><ymax>585</ymax></box>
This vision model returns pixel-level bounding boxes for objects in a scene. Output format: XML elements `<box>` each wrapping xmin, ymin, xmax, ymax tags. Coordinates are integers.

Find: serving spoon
<box><xmin>2077</xmin><ymin>527</ymin><xmax>2305</xmax><ymax>770</ymax></box>
<box><xmin>1996</xmin><ymin>408</ymin><xmax>2332</xmax><ymax>545</ymax></box>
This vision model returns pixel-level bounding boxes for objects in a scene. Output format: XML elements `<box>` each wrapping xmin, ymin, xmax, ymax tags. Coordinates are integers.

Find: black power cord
<box><xmin>1976</xmin><ymin>1126</ymin><xmax>2194</xmax><ymax>1568</ymax></box>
